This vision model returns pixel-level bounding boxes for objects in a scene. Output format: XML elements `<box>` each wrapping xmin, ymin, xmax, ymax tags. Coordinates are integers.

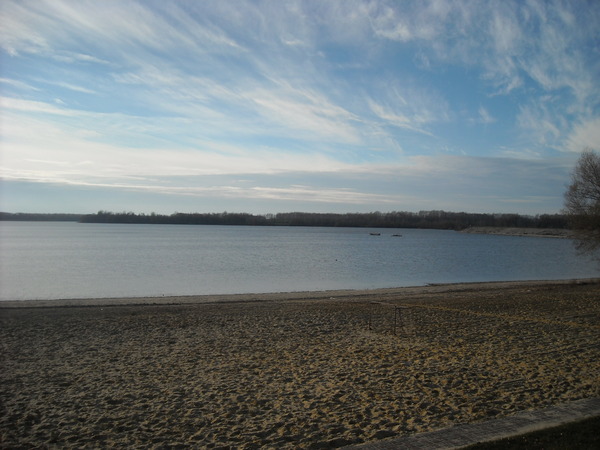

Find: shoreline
<box><xmin>2</xmin><ymin>279</ymin><xmax>599</xmax><ymax>448</ymax></box>
<box><xmin>459</xmin><ymin>226</ymin><xmax>573</xmax><ymax>238</ymax></box>
<box><xmin>1</xmin><ymin>278</ymin><xmax>597</xmax><ymax>308</ymax></box>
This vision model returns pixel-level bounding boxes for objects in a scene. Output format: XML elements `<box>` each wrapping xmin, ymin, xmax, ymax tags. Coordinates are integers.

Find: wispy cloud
<box><xmin>566</xmin><ymin>118</ymin><xmax>600</xmax><ymax>153</ymax></box>
<box><xmin>1</xmin><ymin>96</ymin><xmax>77</xmax><ymax>116</ymax></box>
<box><xmin>247</xmin><ymin>82</ymin><xmax>362</xmax><ymax>144</ymax></box>
<box><xmin>363</xmin><ymin>0</ymin><xmax>599</xmax><ymax>151</ymax></box>
<box><xmin>517</xmin><ymin>102</ymin><xmax>566</xmax><ymax>149</ymax></box>
<box><xmin>368</xmin><ymin>100</ymin><xmax>433</xmax><ymax>136</ymax></box>
<box><xmin>46</xmin><ymin>81</ymin><xmax>97</xmax><ymax>94</ymax></box>
<box><xmin>0</xmin><ymin>78</ymin><xmax>41</xmax><ymax>91</ymax></box>
<box><xmin>476</xmin><ymin>107</ymin><xmax>496</xmax><ymax>125</ymax></box>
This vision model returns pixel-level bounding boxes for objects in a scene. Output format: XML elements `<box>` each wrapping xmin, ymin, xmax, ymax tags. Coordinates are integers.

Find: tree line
<box><xmin>0</xmin><ymin>212</ymin><xmax>82</xmax><ymax>222</ymax></box>
<box><xmin>77</xmin><ymin>210</ymin><xmax>568</xmax><ymax>230</ymax></box>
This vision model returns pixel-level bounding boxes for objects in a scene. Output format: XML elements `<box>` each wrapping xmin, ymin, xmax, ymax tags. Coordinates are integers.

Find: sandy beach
<box><xmin>1</xmin><ymin>280</ymin><xmax>599</xmax><ymax>448</ymax></box>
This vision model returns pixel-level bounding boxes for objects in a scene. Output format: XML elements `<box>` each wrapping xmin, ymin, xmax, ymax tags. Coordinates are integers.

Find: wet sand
<box><xmin>1</xmin><ymin>280</ymin><xmax>599</xmax><ymax>448</ymax></box>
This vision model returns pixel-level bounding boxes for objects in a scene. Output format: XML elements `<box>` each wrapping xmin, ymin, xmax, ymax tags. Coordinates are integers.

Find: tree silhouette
<box><xmin>564</xmin><ymin>148</ymin><xmax>600</xmax><ymax>253</ymax></box>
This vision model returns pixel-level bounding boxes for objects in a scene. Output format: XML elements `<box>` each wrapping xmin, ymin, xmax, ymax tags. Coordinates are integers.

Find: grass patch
<box><xmin>462</xmin><ymin>415</ymin><xmax>600</xmax><ymax>449</ymax></box>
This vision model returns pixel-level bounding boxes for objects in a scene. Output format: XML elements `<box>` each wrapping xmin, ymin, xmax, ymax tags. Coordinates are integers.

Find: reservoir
<box><xmin>0</xmin><ymin>222</ymin><xmax>597</xmax><ymax>301</ymax></box>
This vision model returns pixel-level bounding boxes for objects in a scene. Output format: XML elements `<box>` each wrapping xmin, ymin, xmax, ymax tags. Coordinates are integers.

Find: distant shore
<box><xmin>1</xmin><ymin>210</ymin><xmax>568</xmax><ymax>231</ymax></box>
<box><xmin>460</xmin><ymin>226</ymin><xmax>573</xmax><ymax>238</ymax></box>
<box><xmin>1</xmin><ymin>280</ymin><xmax>598</xmax><ymax>448</ymax></box>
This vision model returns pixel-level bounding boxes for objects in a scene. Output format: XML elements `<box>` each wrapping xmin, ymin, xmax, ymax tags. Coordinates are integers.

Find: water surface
<box><xmin>0</xmin><ymin>222</ymin><xmax>596</xmax><ymax>300</ymax></box>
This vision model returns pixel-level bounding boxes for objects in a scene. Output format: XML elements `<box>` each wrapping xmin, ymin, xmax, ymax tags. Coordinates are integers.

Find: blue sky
<box><xmin>1</xmin><ymin>0</ymin><xmax>599</xmax><ymax>215</ymax></box>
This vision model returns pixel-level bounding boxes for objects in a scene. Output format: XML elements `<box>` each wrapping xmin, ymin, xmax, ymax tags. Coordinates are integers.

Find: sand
<box><xmin>1</xmin><ymin>280</ymin><xmax>599</xmax><ymax>449</ymax></box>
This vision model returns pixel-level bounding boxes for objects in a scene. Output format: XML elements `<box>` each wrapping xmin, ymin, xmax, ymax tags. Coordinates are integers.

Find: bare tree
<box><xmin>564</xmin><ymin>148</ymin><xmax>600</xmax><ymax>253</ymax></box>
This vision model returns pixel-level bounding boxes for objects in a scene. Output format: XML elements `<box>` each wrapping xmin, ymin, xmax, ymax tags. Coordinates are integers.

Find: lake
<box><xmin>0</xmin><ymin>222</ymin><xmax>597</xmax><ymax>301</ymax></box>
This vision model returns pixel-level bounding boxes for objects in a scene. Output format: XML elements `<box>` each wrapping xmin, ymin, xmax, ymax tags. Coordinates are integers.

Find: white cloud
<box><xmin>477</xmin><ymin>107</ymin><xmax>496</xmax><ymax>124</ymax></box>
<box><xmin>111</xmin><ymin>65</ymin><xmax>363</xmax><ymax>145</ymax></box>
<box><xmin>490</xmin><ymin>6</ymin><xmax>522</xmax><ymax>54</ymax></box>
<box><xmin>51</xmin><ymin>51</ymin><xmax>111</xmax><ymax>65</ymax></box>
<box><xmin>50</xmin><ymin>81</ymin><xmax>96</xmax><ymax>94</ymax></box>
<box><xmin>370</xmin><ymin>0</ymin><xmax>454</xmax><ymax>43</ymax></box>
<box><xmin>368</xmin><ymin>100</ymin><xmax>433</xmax><ymax>136</ymax></box>
<box><xmin>0</xmin><ymin>78</ymin><xmax>41</xmax><ymax>91</ymax></box>
<box><xmin>517</xmin><ymin>102</ymin><xmax>565</xmax><ymax>148</ymax></box>
<box><xmin>1</xmin><ymin>0</ymin><xmax>242</xmax><ymax>66</ymax></box>
<box><xmin>566</xmin><ymin>117</ymin><xmax>600</xmax><ymax>153</ymax></box>
<box><xmin>248</xmin><ymin>83</ymin><xmax>361</xmax><ymax>144</ymax></box>
<box><xmin>365</xmin><ymin>78</ymin><xmax>450</xmax><ymax>139</ymax></box>
<box><xmin>1</xmin><ymin>101</ymin><xmax>357</xmax><ymax>184</ymax></box>
<box><xmin>365</xmin><ymin>0</ymin><xmax>598</xmax><ymax>109</ymax></box>
<box><xmin>1</xmin><ymin>96</ymin><xmax>76</xmax><ymax>116</ymax></box>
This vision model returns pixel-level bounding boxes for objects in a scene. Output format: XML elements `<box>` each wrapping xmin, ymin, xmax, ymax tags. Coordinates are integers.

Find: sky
<box><xmin>1</xmin><ymin>0</ymin><xmax>599</xmax><ymax>215</ymax></box>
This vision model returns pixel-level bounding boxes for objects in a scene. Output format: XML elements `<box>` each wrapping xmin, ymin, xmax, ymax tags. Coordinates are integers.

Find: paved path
<box><xmin>344</xmin><ymin>397</ymin><xmax>600</xmax><ymax>449</ymax></box>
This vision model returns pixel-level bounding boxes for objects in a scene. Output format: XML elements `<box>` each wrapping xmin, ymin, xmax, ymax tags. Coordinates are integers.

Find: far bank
<box><xmin>460</xmin><ymin>226</ymin><xmax>573</xmax><ymax>238</ymax></box>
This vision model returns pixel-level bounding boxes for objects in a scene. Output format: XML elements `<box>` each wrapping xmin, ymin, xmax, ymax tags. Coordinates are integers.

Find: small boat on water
<box><xmin>392</xmin><ymin>234</ymin><xmax>402</xmax><ymax>237</ymax></box>
<box><xmin>369</xmin><ymin>232</ymin><xmax>381</xmax><ymax>236</ymax></box>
